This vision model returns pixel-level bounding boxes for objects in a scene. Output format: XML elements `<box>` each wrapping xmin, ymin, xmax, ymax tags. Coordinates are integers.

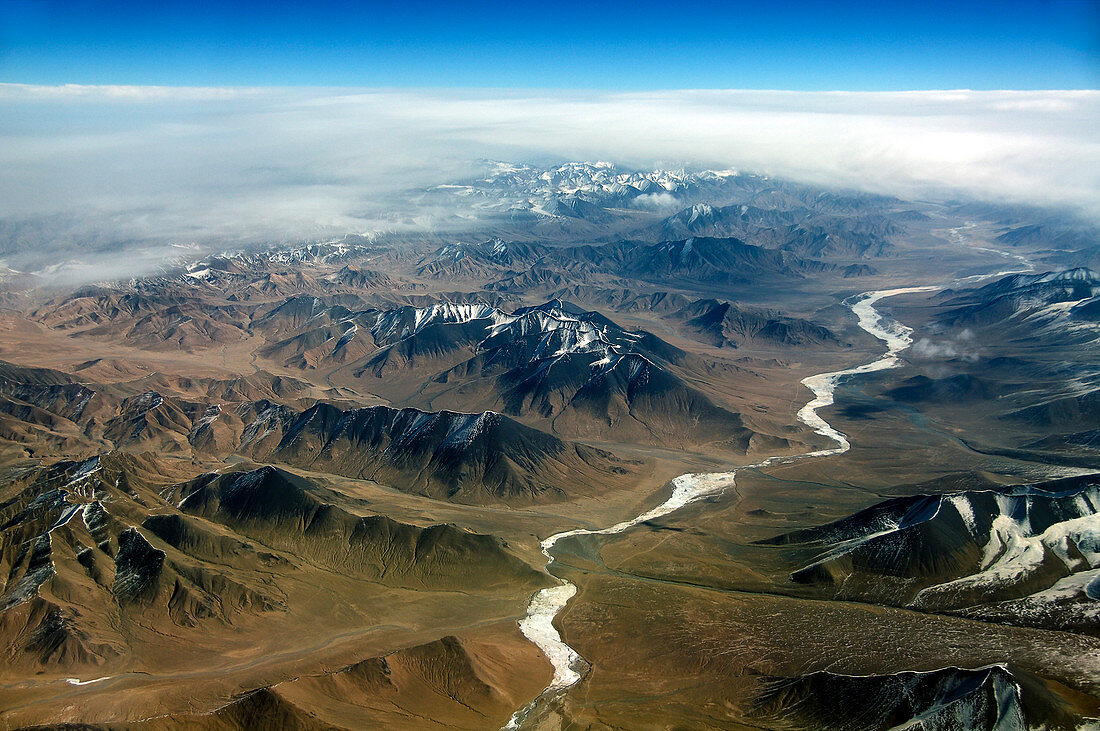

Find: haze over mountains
<box><xmin>3</xmin><ymin>86</ymin><xmax>1099</xmax><ymax>282</ymax></box>
<box><xmin>1</xmin><ymin>157</ymin><xmax>1099</xmax><ymax>730</ymax></box>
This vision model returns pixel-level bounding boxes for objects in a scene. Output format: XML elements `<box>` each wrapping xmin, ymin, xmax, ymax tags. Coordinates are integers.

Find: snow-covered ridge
<box><xmin>757</xmin><ymin>664</ymin><xmax>1028</xmax><ymax>731</ymax></box>
<box><xmin>778</xmin><ymin>476</ymin><xmax>1100</xmax><ymax>635</ymax></box>
<box><xmin>370</xmin><ymin>302</ymin><xmax>508</xmax><ymax>343</ymax></box>
<box><xmin>383</xmin><ymin>407</ymin><xmax>501</xmax><ymax>451</ymax></box>
<box><xmin>799</xmin><ymin>483</ymin><xmax>1100</xmax><ymax>587</ymax></box>
<box><xmin>971</xmin><ymin>267</ymin><xmax>1099</xmax><ymax>303</ymax></box>
<box><xmin>946</xmin><ymin>266</ymin><xmax>1100</xmax><ymax>340</ymax></box>
<box><xmin>919</xmin><ymin>485</ymin><xmax>1100</xmax><ymax>605</ymax></box>
<box><xmin>428</xmin><ymin>161</ymin><xmax>743</xmax><ymax>217</ymax></box>
<box><xmin>0</xmin><ymin>457</ymin><xmax>103</xmax><ymax>612</ymax></box>
<box><xmin>476</xmin><ymin>160</ymin><xmax>699</xmax><ymax>197</ymax></box>
<box><xmin>369</xmin><ymin>300</ymin><xmax>648</xmax><ymax>373</ymax></box>
<box><xmin>242</xmin><ymin>402</ymin><xmax>511</xmax><ymax>459</ymax></box>
<box><xmin>428</xmin><ymin>239</ymin><xmax>511</xmax><ymax>264</ymax></box>
<box><xmin>177</xmin><ymin>240</ymin><xmax>375</xmax><ymax>283</ymax></box>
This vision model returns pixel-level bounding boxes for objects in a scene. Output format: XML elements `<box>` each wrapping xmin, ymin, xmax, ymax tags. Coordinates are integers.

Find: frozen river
<box><xmin>504</xmin><ymin>284</ymin><xmax>939</xmax><ymax>729</ymax></box>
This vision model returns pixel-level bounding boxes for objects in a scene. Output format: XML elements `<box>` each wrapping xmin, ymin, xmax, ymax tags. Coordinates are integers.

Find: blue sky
<box><xmin>1</xmin><ymin>0</ymin><xmax>1097</xmax><ymax>89</ymax></box>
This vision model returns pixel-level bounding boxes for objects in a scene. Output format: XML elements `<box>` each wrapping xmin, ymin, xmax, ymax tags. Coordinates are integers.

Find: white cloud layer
<box><xmin>1</xmin><ymin>84</ymin><xmax>1097</xmax><ymax>277</ymax></box>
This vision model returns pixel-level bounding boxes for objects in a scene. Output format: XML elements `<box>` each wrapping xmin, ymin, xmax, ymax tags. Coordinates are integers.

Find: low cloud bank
<box><xmin>1</xmin><ymin>85</ymin><xmax>1097</xmax><ymax>279</ymax></box>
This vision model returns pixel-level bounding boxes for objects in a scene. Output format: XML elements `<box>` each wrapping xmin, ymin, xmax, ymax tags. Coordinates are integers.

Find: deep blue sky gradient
<box><xmin>1</xmin><ymin>0</ymin><xmax>1097</xmax><ymax>89</ymax></box>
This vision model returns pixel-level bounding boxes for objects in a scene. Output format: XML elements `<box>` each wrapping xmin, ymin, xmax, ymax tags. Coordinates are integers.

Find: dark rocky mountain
<box><xmin>763</xmin><ymin>474</ymin><xmax>1100</xmax><ymax>634</ymax></box>
<box><xmin>750</xmin><ymin>664</ymin><xmax>1091</xmax><ymax>731</ymax></box>
<box><xmin>674</xmin><ymin>298</ymin><xmax>842</xmax><ymax>349</ymax></box>
<box><xmin>355</xmin><ymin>300</ymin><xmax>784</xmax><ymax>451</ymax></box>
<box><xmin>548</xmin><ymin>195</ymin><xmax>619</xmax><ymax>222</ymax></box>
<box><xmin>239</xmin><ymin>403</ymin><xmax>638</xmax><ymax>504</ymax></box>
<box><xmin>2</xmin><ymin>288</ymin><xmax>804</xmax><ymax>461</ymax></box>
<box><xmin>0</xmin><ymin>357</ymin><xmax>647</xmax><ymax>504</ymax></box>
<box><xmin>996</xmin><ymin>223</ymin><xmax>1096</xmax><ymax>251</ymax></box>
<box><xmin>323</xmin><ymin>264</ymin><xmax>408</xmax><ymax>291</ymax></box>
<box><xmin>166</xmin><ymin>466</ymin><xmax>543</xmax><ymax>585</ymax></box>
<box><xmin>939</xmin><ymin>268</ymin><xmax>1100</xmax><ymax>334</ymax></box>
<box><xmin>885</xmin><ymin>374</ymin><xmax>992</xmax><ymax>404</ymax></box>
<box><xmin>416</xmin><ymin>240</ymin><xmax>547</xmax><ymax>279</ymax></box>
<box><xmin>612</xmin><ymin>236</ymin><xmax>832</xmax><ymax>286</ymax></box>
<box><xmin>657</xmin><ymin>203</ymin><xmax>898</xmax><ymax>258</ymax></box>
<box><xmin>422</xmin><ymin>233</ymin><xmax>828</xmax><ymax>289</ymax></box>
<box><xmin>485</xmin><ymin>266</ymin><xmax>575</xmax><ymax>293</ymax></box>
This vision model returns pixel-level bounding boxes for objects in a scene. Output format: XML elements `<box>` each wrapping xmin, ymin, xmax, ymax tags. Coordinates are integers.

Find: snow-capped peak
<box><xmin>370</xmin><ymin>300</ymin><xmax>650</xmax><ymax>368</ymax></box>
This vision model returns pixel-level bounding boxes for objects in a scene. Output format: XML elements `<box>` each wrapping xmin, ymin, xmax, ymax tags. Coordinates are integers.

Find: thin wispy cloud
<box><xmin>1</xmin><ymin>84</ymin><xmax>1097</xmax><ymax>280</ymax></box>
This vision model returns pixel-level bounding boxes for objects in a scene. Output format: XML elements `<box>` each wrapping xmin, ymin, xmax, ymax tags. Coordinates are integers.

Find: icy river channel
<box><xmin>503</xmin><ymin>285</ymin><xmax>940</xmax><ymax>729</ymax></box>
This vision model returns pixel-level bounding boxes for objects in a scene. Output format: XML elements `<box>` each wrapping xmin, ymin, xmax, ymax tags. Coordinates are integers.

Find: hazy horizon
<box><xmin>2</xmin><ymin>84</ymin><xmax>1098</xmax><ymax>283</ymax></box>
